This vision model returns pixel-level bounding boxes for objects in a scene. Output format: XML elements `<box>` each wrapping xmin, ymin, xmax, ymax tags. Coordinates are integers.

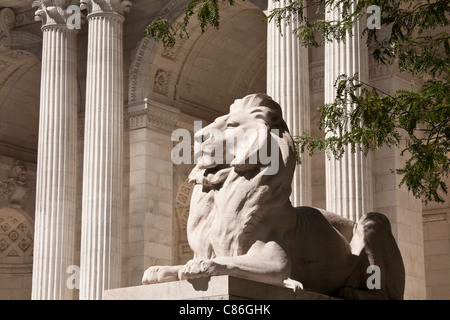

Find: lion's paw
<box><xmin>142</xmin><ymin>266</ymin><xmax>160</xmax><ymax>285</ymax></box>
<box><xmin>283</xmin><ymin>278</ymin><xmax>304</xmax><ymax>293</ymax></box>
<box><xmin>142</xmin><ymin>265</ymin><xmax>181</xmax><ymax>285</ymax></box>
<box><xmin>182</xmin><ymin>259</ymin><xmax>224</xmax><ymax>279</ymax></box>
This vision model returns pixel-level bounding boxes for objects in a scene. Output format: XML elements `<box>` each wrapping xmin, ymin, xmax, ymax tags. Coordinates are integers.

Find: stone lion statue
<box><xmin>142</xmin><ymin>93</ymin><xmax>405</xmax><ymax>300</ymax></box>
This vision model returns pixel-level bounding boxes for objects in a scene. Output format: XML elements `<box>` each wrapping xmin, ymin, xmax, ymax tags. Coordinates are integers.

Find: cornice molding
<box><xmin>80</xmin><ymin>0</ymin><xmax>131</xmax><ymax>16</ymax></box>
<box><xmin>127</xmin><ymin>99</ymin><xmax>180</xmax><ymax>134</ymax></box>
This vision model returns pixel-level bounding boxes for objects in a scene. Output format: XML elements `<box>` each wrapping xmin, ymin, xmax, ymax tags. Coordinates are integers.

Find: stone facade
<box><xmin>0</xmin><ymin>0</ymin><xmax>448</xmax><ymax>300</ymax></box>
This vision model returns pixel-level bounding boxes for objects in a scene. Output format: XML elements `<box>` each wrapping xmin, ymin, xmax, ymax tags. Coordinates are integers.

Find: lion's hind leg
<box><xmin>341</xmin><ymin>212</ymin><xmax>405</xmax><ymax>300</ymax></box>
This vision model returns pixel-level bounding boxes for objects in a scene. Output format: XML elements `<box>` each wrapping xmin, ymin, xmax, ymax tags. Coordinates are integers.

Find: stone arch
<box><xmin>128</xmin><ymin>0</ymin><xmax>268</xmax><ymax>120</ymax></box>
<box><xmin>0</xmin><ymin>49</ymin><xmax>41</xmax><ymax>163</ymax></box>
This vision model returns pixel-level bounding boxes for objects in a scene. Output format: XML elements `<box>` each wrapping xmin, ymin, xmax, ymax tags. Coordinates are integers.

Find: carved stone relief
<box><xmin>0</xmin><ymin>206</ymin><xmax>34</xmax><ymax>269</ymax></box>
<box><xmin>0</xmin><ymin>160</ymin><xmax>30</xmax><ymax>209</ymax></box>
<box><xmin>153</xmin><ymin>69</ymin><xmax>170</xmax><ymax>96</ymax></box>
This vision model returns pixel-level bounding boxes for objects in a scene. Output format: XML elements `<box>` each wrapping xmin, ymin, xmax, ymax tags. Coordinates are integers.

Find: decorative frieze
<box><xmin>310</xmin><ymin>62</ymin><xmax>324</xmax><ymax>93</ymax></box>
<box><xmin>128</xmin><ymin>99</ymin><xmax>179</xmax><ymax>134</ymax></box>
<box><xmin>0</xmin><ymin>263</ymin><xmax>33</xmax><ymax>274</ymax></box>
<box><xmin>161</xmin><ymin>34</ymin><xmax>188</xmax><ymax>61</ymax></box>
<box><xmin>80</xmin><ymin>0</ymin><xmax>132</xmax><ymax>15</ymax></box>
<box><xmin>175</xmin><ymin>179</ymin><xmax>195</xmax><ymax>263</ymax></box>
<box><xmin>423</xmin><ymin>212</ymin><xmax>447</xmax><ymax>223</ymax></box>
<box><xmin>15</xmin><ymin>9</ymin><xmax>39</xmax><ymax>28</ymax></box>
<box><xmin>0</xmin><ymin>8</ymin><xmax>15</xmax><ymax>51</ymax></box>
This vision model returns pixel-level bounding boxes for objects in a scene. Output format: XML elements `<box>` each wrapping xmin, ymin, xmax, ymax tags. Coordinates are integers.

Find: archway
<box><xmin>124</xmin><ymin>0</ymin><xmax>269</xmax><ymax>284</ymax></box>
<box><xmin>0</xmin><ymin>50</ymin><xmax>41</xmax><ymax>163</ymax></box>
<box><xmin>129</xmin><ymin>0</ymin><xmax>268</xmax><ymax>120</ymax></box>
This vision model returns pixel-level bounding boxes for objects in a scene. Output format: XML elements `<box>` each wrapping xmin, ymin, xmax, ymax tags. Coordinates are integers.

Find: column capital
<box><xmin>80</xmin><ymin>0</ymin><xmax>132</xmax><ymax>16</ymax></box>
<box><xmin>33</xmin><ymin>0</ymin><xmax>81</xmax><ymax>28</ymax></box>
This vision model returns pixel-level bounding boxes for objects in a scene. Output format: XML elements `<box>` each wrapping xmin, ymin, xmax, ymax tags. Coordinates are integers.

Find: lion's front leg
<box><xmin>182</xmin><ymin>241</ymin><xmax>302</xmax><ymax>291</ymax></box>
<box><xmin>182</xmin><ymin>259</ymin><xmax>227</xmax><ymax>278</ymax></box>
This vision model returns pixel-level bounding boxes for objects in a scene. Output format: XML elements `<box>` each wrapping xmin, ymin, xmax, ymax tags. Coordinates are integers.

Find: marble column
<box><xmin>267</xmin><ymin>0</ymin><xmax>311</xmax><ymax>207</ymax></box>
<box><xmin>79</xmin><ymin>0</ymin><xmax>131</xmax><ymax>300</ymax></box>
<box><xmin>324</xmin><ymin>3</ymin><xmax>372</xmax><ymax>221</ymax></box>
<box><xmin>31</xmin><ymin>1</ymin><xmax>78</xmax><ymax>300</ymax></box>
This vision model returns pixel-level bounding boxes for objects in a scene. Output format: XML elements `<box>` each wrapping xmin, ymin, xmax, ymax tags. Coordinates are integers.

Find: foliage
<box><xmin>144</xmin><ymin>0</ymin><xmax>236</xmax><ymax>48</ymax></box>
<box><xmin>144</xmin><ymin>0</ymin><xmax>450</xmax><ymax>203</ymax></box>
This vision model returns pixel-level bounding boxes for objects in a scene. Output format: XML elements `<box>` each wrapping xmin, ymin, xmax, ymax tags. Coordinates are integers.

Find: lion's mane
<box><xmin>188</xmin><ymin>94</ymin><xmax>298</xmax><ymax>257</ymax></box>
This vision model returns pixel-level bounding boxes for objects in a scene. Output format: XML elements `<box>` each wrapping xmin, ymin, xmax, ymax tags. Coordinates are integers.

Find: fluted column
<box><xmin>79</xmin><ymin>0</ymin><xmax>131</xmax><ymax>300</ymax></box>
<box><xmin>324</xmin><ymin>3</ymin><xmax>372</xmax><ymax>221</ymax></box>
<box><xmin>267</xmin><ymin>0</ymin><xmax>311</xmax><ymax>206</ymax></box>
<box><xmin>31</xmin><ymin>1</ymin><xmax>78</xmax><ymax>300</ymax></box>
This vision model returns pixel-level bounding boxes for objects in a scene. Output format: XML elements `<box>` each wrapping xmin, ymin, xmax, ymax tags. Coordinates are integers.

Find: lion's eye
<box><xmin>226</xmin><ymin>122</ymin><xmax>239</xmax><ymax>128</ymax></box>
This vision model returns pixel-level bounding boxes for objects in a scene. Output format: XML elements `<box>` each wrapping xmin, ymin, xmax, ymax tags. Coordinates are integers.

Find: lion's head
<box><xmin>187</xmin><ymin>94</ymin><xmax>298</xmax><ymax>255</ymax></box>
<box><xmin>191</xmin><ymin>94</ymin><xmax>297</xmax><ymax>199</ymax></box>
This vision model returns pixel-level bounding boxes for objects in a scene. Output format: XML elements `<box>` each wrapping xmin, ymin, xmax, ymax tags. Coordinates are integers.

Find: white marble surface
<box><xmin>324</xmin><ymin>3</ymin><xmax>372</xmax><ymax>222</ymax></box>
<box><xmin>104</xmin><ymin>275</ymin><xmax>338</xmax><ymax>300</ymax></box>
<box><xmin>267</xmin><ymin>0</ymin><xmax>311</xmax><ymax>207</ymax></box>
<box><xmin>31</xmin><ymin>0</ymin><xmax>78</xmax><ymax>300</ymax></box>
<box><xmin>79</xmin><ymin>0</ymin><xmax>130</xmax><ymax>300</ymax></box>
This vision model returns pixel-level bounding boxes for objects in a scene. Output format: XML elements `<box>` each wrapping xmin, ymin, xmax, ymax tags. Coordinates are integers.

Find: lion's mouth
<box><xmin>204</xmin><ymin>165</ymin><xmax>232</xmax><ymax>187</ymax></box>
<box><xmin>189</xmin><ymin>164</ymin><xmax>232</xmax><ymax>188</ymax></box>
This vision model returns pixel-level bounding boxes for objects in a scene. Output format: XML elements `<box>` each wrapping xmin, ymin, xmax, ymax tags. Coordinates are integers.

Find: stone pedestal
<box><xmin>103</xmin><ymin>276</ymin><xmax>337</xmax><ymax>300</ymax></box>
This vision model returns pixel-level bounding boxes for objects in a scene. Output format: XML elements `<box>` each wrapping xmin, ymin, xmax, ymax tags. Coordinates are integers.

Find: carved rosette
<box><xmin>80</xmin><ymin>0</ymin><xmax>132</xmax><ymax>16</ymax></box>
<box><xmin>33</xmin><ymin>0</ymin><xmax>81</xmax><ymax>27</ymax></box>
